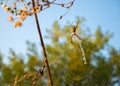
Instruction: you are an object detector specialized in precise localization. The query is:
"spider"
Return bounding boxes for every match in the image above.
[70,21,87,64]
[70,21,82,45]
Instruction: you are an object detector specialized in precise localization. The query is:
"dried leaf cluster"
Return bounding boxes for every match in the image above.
[1,0,75,28]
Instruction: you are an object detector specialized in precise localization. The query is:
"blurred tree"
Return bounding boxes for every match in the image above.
[0,18,120,86]
[45,18,120,86]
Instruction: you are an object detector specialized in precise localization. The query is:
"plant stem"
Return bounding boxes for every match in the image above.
[31,0,53,86]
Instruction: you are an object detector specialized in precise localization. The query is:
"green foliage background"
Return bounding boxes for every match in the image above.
[0,18,120,86]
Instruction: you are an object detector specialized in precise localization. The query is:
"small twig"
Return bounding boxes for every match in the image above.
[38,58,46,76]
[13,74,18,86]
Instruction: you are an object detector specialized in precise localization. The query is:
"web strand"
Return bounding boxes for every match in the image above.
[79,41,87,64]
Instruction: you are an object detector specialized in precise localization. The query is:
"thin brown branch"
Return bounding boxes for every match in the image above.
[31,0,53,86]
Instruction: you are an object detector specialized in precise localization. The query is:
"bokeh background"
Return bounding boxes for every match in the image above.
[0,0,120,86]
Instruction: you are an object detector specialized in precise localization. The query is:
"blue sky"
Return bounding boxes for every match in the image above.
[0,0,120,57]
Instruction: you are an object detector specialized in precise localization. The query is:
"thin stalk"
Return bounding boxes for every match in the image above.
[31,0,53,86]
